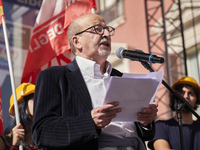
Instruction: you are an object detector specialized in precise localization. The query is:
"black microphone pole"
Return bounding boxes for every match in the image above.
[140,60,200,150]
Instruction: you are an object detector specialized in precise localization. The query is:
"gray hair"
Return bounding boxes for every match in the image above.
[67,21,82,54]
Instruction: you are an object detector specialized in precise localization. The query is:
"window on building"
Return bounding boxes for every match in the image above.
[96,0,124,27]
[187,45,200,84]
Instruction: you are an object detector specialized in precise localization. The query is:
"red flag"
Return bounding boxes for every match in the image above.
[0,86,3,136]
[21,0,92,84]
[89,0,97,10]
[0,0,5,25]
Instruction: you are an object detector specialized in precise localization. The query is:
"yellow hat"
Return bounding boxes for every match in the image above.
[172,76,200,94]
[9,83,35,116]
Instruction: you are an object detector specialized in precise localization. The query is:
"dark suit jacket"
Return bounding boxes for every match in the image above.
[32,59,155,150]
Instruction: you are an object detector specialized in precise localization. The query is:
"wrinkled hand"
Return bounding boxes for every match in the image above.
[137,103,158,126]
[12,123,25,146]
[91,102,121,129]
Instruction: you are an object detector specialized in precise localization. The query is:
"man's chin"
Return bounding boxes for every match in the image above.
[98,49,111,57]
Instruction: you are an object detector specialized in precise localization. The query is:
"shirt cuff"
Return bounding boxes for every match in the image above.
[141,123,153,130]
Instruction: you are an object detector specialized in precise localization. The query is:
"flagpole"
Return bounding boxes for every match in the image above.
[91,8,95,14]
[0,1,23,150]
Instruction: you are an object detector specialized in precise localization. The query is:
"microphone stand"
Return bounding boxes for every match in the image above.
[139,61,200,150]
[174,101,185,150]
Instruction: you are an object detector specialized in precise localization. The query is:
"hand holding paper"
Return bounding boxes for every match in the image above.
[91,102,122,129]
[137,103,158,126]
[104,70,163,122]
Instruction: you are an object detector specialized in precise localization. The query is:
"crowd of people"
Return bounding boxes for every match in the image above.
[0,13,200,150]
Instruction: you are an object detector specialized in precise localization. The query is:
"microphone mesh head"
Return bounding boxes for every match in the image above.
[116,47,125,58]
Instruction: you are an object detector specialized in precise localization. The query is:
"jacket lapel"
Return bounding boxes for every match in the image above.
[64,60,123,111]
[65,59,93,111]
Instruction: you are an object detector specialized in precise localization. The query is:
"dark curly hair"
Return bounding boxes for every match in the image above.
[170,84,200,111]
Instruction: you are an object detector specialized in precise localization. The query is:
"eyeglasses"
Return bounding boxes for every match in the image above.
[75,25,115,36]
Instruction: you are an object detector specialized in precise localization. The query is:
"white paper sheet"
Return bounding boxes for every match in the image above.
[104,70,164,122]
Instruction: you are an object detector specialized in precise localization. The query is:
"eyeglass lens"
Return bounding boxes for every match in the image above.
[94,26,114,36]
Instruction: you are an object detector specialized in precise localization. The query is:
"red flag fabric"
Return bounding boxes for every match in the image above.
[0,0,5,25]
[89,0,97,10]
[21,0,92,84]
[0,86,3,136]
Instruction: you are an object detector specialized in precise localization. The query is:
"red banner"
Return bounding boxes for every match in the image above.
[89,0,97,10]
[21,0,92,84]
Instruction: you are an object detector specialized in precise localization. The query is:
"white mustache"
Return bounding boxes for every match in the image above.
[99,38,110,44]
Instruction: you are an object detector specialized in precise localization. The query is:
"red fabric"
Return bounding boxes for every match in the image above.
[0,86,3,136]
[8,145,44,150]
[0,0,3,7]
[21,0,92,84]
[89,0,97,10]
[0,0,5,25]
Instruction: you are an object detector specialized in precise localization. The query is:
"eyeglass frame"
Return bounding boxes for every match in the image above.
[75,25,115,36]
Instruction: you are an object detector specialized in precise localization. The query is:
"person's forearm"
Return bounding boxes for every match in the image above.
[153,139,173,150]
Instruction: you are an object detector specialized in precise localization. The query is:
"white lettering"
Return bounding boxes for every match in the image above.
[54,23,64,35]
[38,34,49,45]
[29,46,33,53]
[47,28,56,41]
[31,23,64,52]
[33,38,41,50]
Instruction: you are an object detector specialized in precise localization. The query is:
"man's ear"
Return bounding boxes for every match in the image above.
[72,36,82,50]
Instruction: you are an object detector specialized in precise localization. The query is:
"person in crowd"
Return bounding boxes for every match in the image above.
[148,76,200,150]
[32,13,158,150]
[0,83,43,150]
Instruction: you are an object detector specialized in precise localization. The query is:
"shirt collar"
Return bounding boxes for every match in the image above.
[76,56,112,78]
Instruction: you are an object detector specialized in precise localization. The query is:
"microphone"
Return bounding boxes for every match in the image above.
[116,47,164,63]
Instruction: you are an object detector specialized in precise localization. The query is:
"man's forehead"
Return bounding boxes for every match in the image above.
[76,14,105,26]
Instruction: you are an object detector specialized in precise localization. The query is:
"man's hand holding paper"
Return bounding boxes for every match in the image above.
[137,103,158,126]
[104,70,163,122]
